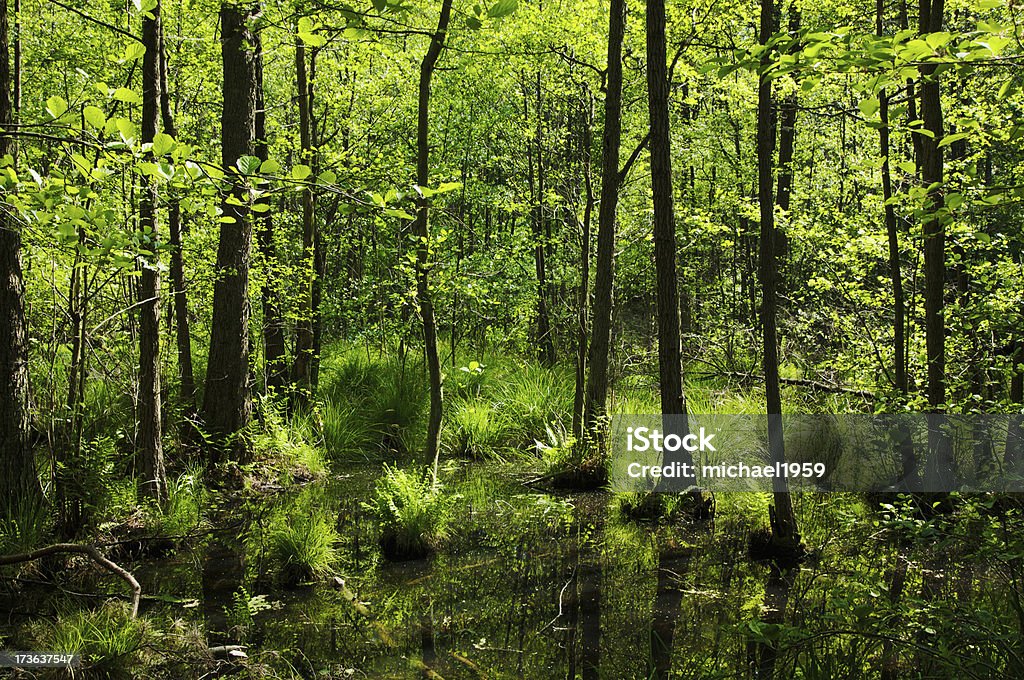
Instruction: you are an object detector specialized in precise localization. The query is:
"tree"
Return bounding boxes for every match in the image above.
[757,0,800,551]
[415,0,455,467]
[137,0,167,503]
[0,0,43,519]
[203,2,260,462]
[582,0,625,436]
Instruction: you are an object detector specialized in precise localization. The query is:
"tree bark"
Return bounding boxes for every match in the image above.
[0,0,43,519]
[415,0,454,467]
[572,92,594,439]
[918,0,954,490]
[583,0,625,435]
[757,0,800,549]
[137,0,167,504]
[646,0,693,477]
[203,3,259,463]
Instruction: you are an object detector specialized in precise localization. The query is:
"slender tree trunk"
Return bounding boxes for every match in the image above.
[254,40,287,394]
[647,0,693,479]
[203,3,259,463]
[878,0,916,489]
[583,0,625,435]
[532,71,555,367]
[292,37,317,400]
[758,0,800,549]
[0,0,43,519]
[158,25,196,411]
[918,0,954,490]
[572,92,594,439]
[415,0,454,467]
[137,0,167,504]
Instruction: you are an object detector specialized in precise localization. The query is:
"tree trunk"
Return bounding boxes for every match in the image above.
[137,0,167,504]
[158,25,196,412]
[415,0,454,467]
[254,39,287,394]
[757,0,800,549]
[531,71,555,367]
[292,37,317,400]
[583,0,625,435]
[646,0,693,477]
[918,0,954,490]
[203,3,259,463]
[0,0,43,519]
[572,92,594,439]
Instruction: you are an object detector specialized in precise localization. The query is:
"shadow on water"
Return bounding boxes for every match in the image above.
[746,564,796,679]
[649,539,692,680]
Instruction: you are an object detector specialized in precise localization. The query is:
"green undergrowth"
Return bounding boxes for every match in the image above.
[363,464,459,560]
[28,602,152,679]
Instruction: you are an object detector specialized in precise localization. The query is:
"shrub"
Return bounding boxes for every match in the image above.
[364,465,458,560]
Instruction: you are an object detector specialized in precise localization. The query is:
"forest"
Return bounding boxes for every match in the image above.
[1,0,1024,676]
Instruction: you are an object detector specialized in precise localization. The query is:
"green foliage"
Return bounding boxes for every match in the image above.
[266,512,339,586]
[29,603,150,679]
[364,465,458,560]
[251,396,327,483]
[143,465,206,537]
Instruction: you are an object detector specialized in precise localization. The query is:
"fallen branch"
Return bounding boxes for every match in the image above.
[705,371,875,399]
[0,543,142,617]
[331,576,396,648]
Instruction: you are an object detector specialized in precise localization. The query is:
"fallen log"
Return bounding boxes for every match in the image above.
[0,543,142,617]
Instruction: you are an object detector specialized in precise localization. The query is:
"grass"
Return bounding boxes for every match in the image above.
[30,602,150,679]
[144,465,205,537]
[251,395,328,484]
[363,465,459,560]
[266,512,339,586]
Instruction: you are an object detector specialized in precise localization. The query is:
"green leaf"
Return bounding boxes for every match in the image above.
[152,132,175,156]
[487,0,518,18]
[259,159,281,174]
[944,192,964,210]
[290,164,312,180]
[316,170,337,185]
[113,87,142,105]
[938,132,969,148]
[858,98,878,119]
[372,0,387,10]
[116,117,136,144]
[466,16,482,30]
[45,95,68,119]
[236,155,262,175]
[83,105,106,129]
[385,208,414,220]
[123,42,146,61]
[897,160,917,174]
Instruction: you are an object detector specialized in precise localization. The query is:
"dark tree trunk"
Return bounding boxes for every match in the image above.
[583,0,625,434]
[0,0,43,519]
[572,92,594,439]
[138,0,167,504]
[918,0,954,489]
[292,38,317,400]
[647,0,693,477]
[158,24,196,411]
[254,40,287,394]
[203,4,259,463]
[757,0,800,549]
[530,72,555,367]
[415,0,454,466]
[878,0,916,488]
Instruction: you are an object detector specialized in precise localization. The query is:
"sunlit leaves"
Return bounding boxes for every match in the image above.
[45,95,68,119]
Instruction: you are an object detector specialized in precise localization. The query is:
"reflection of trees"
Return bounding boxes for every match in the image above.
[649,540,692,679]
[746,565,796,678]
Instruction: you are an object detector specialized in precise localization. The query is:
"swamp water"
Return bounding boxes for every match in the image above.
[5,462,899,678]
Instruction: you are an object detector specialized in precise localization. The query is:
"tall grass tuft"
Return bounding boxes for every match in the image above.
[364,465,458,560]
[30,602,150,679]
[266,513,339,586]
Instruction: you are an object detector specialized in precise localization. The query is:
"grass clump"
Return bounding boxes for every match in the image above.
[30,602,150,679]
[266,512,340,586]
[251,396,327,484]
[364,465,458,561]
[535,425,607,489]
[144,465,205,538]
[448,398,510,458]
